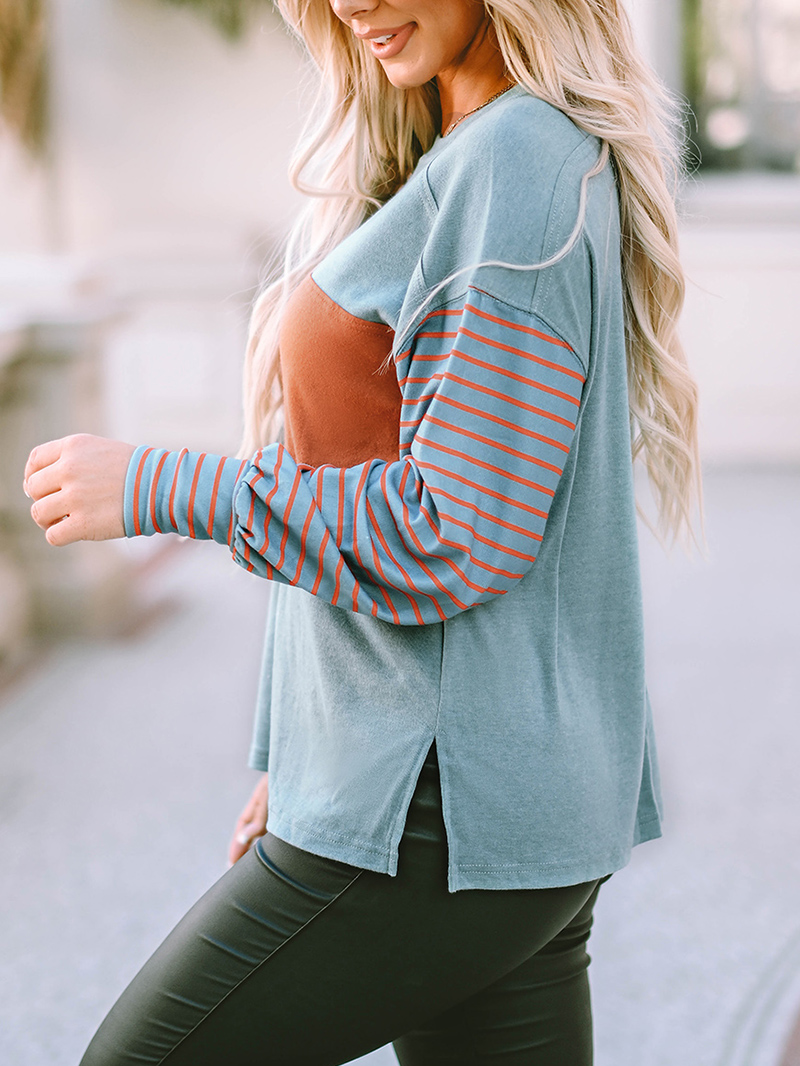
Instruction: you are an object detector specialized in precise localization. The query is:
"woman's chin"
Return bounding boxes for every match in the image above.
[378,62,432,91]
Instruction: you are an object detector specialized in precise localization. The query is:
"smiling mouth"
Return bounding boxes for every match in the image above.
[361,23,416,58]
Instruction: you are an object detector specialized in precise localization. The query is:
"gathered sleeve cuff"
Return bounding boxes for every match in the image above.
[123,448,248,547]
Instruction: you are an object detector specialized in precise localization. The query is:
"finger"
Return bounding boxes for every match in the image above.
[24,438,67,482]
[236,820,267,846]
[228,832,258,866]
[228,839,249,865]
[25,462,63,503]
[233,806,257,836]
[239,790,267,828]
[229,823,267,865]
[45,514,83,547]
[236,802,257,828]
[30,490,71,531]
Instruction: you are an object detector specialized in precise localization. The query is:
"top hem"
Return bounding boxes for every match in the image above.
[248,746,270,772]
[266,807,663,893]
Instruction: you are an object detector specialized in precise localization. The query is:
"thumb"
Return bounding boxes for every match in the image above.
[228,819,268,868]
[236,819,267,847]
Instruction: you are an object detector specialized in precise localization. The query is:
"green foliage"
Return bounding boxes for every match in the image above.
[0,0,48,155]
[157,0,273,40]
[681,0,704,110]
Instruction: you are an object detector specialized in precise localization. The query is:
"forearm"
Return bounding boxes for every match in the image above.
[123,441,482,624]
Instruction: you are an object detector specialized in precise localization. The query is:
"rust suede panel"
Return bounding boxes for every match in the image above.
[279,276,400,469]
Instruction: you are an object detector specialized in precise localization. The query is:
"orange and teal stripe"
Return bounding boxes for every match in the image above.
[123,286,584,626]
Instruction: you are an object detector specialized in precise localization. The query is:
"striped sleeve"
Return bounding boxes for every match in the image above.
[123,286,585,625]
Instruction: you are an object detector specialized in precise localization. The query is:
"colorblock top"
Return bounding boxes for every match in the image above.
[279,274,400,469]
[123,84,663,891]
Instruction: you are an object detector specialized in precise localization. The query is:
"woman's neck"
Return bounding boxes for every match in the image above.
[435,19,510,136]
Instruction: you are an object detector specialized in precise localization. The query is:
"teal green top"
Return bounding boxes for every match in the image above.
[124,85,663,891]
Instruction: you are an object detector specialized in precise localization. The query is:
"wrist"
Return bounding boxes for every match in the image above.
[124,446,248,544]
[124,445,156,537]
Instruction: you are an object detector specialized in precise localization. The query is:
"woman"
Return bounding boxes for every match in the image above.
[24,1,700,1063]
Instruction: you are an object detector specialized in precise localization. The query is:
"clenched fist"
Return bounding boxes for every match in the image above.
[24,433,136,547]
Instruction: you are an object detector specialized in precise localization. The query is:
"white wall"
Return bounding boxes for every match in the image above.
[0,139,54,252]
[0,0,307,257]
[625,0,683,92]
[679,176,800,465]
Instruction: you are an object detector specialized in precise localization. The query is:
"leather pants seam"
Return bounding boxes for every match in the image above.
[155,863,366,1065]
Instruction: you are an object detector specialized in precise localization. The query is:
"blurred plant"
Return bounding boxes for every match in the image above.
[0,0,47,155]
[156,0,273,39]
[682,0,800,171]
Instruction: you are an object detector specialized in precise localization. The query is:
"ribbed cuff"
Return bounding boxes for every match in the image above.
[123,445,248,545]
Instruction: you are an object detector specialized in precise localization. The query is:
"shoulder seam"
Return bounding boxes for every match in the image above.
[535,133,600,316]
[469,285,588,377]
[421,159,440,214]
[402,284,588,377]
[414,167,438,222]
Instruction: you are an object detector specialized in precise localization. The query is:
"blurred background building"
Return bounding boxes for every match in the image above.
[0,4,799,1066]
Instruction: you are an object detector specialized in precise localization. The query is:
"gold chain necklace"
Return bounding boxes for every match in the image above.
[442,82,515,137]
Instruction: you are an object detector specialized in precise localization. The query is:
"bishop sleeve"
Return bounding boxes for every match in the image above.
[124,286,585,625]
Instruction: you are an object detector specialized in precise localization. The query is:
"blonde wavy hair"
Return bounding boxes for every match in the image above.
[239,0,702,543]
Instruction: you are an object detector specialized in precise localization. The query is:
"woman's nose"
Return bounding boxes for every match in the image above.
[330,0,380,23]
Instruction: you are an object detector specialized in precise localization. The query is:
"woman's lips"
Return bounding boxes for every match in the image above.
[366,23,416,60]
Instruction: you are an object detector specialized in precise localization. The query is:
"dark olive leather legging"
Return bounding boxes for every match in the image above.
[80,745,610,1066]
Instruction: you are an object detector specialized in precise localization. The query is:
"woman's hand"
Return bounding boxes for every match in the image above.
[228,773,269,866]
[23,434,135,546]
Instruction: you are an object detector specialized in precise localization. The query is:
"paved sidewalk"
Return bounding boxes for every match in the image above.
[1,468,798,1066]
